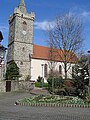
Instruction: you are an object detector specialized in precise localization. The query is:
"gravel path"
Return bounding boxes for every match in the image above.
[0,91,90,120]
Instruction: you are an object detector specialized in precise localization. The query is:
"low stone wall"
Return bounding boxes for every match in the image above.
[0,81,6,92]
[0,80,35,92]
[18,81,35,92]
[11,81,19,92]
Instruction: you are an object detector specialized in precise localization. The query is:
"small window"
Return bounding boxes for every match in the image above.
[59,65,62,74]
[23,21,27,25]
[21,14,23,18]
[20,61,23,65]
[22,21,27,31]
[22,47,25,51]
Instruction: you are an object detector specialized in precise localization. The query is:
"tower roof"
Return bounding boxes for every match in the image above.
[19,0,25,6]
[18,0,26,13]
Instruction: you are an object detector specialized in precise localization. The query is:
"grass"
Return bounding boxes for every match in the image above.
[35,82,48,88]
[17,95,90,106]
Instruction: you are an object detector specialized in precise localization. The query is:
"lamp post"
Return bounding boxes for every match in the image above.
[88,50,90,94]
[29,53,32,80]
[41,64,44,88]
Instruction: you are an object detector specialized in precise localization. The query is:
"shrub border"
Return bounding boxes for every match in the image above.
[15,102,90,108]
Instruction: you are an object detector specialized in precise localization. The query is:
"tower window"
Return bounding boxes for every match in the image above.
[22,21,27,31]
[22,47,25,51]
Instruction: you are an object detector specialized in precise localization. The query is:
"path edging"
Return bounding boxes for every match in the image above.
[15,102,90,108]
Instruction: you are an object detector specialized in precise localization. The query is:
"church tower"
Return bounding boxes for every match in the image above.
[7,0,35,80]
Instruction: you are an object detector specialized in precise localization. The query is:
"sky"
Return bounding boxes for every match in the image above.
[0,0,90,53]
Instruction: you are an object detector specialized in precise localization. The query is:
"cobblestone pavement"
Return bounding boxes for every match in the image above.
[0,91,90,120]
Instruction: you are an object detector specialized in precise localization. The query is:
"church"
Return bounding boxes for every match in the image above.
[7,0,77,82]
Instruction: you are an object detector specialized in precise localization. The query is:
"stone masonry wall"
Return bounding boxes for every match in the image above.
[0,80,35,93]
[7,4,35,80]
[0,81,6,92]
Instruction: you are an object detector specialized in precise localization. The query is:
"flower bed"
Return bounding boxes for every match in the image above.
[16,95,90,107]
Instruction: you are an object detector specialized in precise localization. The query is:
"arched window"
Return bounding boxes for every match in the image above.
[72,66,75,78]
[44,64,47,77]
[22,21,27,31]
[59,65,62,74]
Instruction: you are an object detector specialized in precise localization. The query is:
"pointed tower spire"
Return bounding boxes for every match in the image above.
[18,0,26,13]
[19,0,25,6]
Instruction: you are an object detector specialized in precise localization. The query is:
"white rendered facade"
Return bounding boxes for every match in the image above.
[31,58,75,82]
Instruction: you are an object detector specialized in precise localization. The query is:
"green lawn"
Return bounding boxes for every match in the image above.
[35,82,48,88]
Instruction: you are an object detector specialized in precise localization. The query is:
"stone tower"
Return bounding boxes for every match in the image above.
[7,0,35,80]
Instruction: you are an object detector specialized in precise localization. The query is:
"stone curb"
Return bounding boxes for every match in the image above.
[15,102,90,108]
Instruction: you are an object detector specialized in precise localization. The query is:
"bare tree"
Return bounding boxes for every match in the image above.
[47,14,83,80]
[48,45,57,77]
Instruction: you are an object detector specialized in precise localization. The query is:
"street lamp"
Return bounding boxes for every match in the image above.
[41,64,44,88]
[0,32,7,80]
[0,45,7,57]
[0,45,7,80]
[0,45,7,60]
[0,31,5,62]
[0,31,3,42]
[88,50,90,94]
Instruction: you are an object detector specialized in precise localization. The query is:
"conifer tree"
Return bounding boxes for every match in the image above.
[5,61,20,80]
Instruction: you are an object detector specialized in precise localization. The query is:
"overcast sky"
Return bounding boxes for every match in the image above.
[0,0,90,52]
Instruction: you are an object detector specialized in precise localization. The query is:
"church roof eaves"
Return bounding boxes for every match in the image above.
[32,44,78,63]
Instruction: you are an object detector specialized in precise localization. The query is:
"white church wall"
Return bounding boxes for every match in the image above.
[31,59,48,82]
[31,58,75,83]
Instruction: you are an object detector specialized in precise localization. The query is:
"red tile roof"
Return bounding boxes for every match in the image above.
[32,44,78,63]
